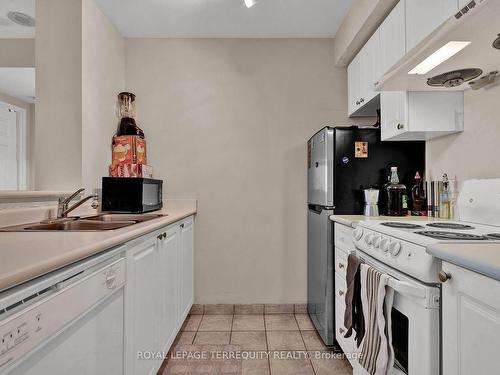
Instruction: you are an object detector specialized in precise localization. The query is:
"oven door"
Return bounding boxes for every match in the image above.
[353,251,440,375]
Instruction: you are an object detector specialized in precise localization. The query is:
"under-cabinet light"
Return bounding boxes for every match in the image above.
[408,41,472,75]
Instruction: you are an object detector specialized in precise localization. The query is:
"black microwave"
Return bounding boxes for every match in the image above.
[102,177,163,213]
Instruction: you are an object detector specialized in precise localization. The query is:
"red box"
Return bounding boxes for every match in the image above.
[111,136,147,165]
[109,163,153,178]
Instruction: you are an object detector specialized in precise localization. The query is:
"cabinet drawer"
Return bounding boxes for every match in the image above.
[335,248,348,279]
[334,223,354,253]
[335,297,356,357]
[335,272,347,301]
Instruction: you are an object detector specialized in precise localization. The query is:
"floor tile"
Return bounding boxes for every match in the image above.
[269,353,314,375]
[265,304,294,314]
[194,331,231,345]
[235,304,264,315]
[294,304,308,314]
[174,331,196,346]
[233,315,265,331]
[309,351,352,375]
[198,314,233,331]
[189,304,204,315]
[181,314,203,331]
[295,314,315,330]
[301,331,328,351]
[266,331,306,351]
[265,314,299,331]
[231,331,267,350]
[204,304,234,315]
[242,358,270,375]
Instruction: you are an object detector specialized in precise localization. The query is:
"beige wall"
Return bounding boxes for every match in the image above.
[426,83,500,183]
[35,0,124,191]
[82,0,125,191]
[125,38,372,304]
[0,39,35,68]
[35,0,82,190]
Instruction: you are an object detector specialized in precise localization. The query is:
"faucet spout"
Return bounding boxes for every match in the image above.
[60,194,99,218]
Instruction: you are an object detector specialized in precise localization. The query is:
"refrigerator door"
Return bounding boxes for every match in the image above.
[308,128,334,207]
[307,205,335,346]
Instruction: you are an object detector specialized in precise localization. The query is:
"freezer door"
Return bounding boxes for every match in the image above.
[307,205,335,346]
[307,128,334,206]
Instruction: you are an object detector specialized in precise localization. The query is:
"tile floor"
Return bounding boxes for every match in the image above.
[158,312,352,375]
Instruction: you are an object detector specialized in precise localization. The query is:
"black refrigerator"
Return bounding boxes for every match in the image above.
[307,126,425,348]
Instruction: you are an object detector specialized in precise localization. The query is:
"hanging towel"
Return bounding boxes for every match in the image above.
[358,264,395,375]
[343,253,365,346]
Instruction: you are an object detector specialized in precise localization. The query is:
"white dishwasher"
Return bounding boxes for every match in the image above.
[0,250,126,375]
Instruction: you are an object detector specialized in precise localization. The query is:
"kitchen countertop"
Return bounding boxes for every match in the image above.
[0,201,196,292]
[427,243,500,282]
[330,214,439,228]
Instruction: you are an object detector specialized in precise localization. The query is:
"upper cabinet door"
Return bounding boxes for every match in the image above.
[347,53,361,116]
[405,0,459,52]
[362,29,381,103]
[379,0,406,77]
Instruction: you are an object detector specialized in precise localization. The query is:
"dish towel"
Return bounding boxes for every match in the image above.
[358,264,395,375]
[343,253,365,346]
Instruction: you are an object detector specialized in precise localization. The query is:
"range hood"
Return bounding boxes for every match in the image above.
[376,0,500,91]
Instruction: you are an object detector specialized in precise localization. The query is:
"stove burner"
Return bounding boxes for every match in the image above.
[381,222,424,229]
[486,233,500,240]
[426,222,475,230]
[416,231,489,241]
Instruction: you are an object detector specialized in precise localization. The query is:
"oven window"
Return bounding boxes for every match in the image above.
[392,308,409,374]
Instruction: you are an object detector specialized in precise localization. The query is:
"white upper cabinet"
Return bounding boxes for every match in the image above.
[381,91,464,141]
[348,29,381,117]
[379,0,406,76]
[405,0,459,53]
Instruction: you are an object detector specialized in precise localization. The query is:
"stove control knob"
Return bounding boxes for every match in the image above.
[365,233,374,245]
[390,242,402,257]
[373,235,382,249]
[353,228,364,241]
[380,238,390,253]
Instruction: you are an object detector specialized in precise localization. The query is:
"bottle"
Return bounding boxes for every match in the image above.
[116,92,145,138]
[440,174,451,219]
[386,166,408,216]
[411,172,427,216]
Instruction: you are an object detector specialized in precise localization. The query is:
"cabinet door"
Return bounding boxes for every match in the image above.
[380,91,407,140]
[126,235,161,375]
[159,225,180,351]
[361,29,381,105]
[347,53,361,116]
[405,0,459,52]
[379,0,406,76]
[442,263,500,375]
[179,217,194,319]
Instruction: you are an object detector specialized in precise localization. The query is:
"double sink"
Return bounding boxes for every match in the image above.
[0,213,165,232]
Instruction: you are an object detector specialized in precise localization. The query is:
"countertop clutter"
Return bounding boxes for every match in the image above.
[0,199,196,291]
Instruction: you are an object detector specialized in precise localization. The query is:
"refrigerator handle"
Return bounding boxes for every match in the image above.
[308,204,335,214]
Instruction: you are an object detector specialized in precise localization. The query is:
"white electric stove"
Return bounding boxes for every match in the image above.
[349,179,500,375]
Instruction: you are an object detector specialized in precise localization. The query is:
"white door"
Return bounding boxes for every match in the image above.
[126,236,161,375]
[442,262,500,375]
[0,106,19,190]
[381,91,407,140]
[379,0,406,76]
[405,0,459,52]
[347,53,361,116]
[159,225,180,351]
[179,218,194,319]
[362,29,381,103]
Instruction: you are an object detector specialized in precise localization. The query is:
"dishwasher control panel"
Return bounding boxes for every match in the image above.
[0,258,125,371]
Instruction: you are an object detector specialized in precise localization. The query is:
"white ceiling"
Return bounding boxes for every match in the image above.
[0,68,35,103]
[0,0,35,38]
[94,0,353,38]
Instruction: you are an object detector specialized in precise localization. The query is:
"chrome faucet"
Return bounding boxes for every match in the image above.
[57,188,99,218]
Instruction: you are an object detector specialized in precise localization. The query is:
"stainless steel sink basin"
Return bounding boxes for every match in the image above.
[21,220,135,231]
[0,212,165,232]
[83,213,165,223]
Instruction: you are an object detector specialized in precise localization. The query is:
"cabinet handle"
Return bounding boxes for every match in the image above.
[163,232,167,239]
[356,101,360,105]
[157,234,163,240]
[397,123,404,130]
[339,328,345,334]
[438,271,451,283]
[373,81,379,87]
[338,263,345,269]
[360,98,365,103]
[180,224,184,229]
[338,290,345,297]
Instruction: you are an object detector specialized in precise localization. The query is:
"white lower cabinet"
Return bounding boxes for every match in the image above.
[125,216,195,375]
[381,91,464,141]
[441,262,500,375]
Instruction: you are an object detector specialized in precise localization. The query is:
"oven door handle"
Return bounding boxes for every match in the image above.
[388,278,427,299]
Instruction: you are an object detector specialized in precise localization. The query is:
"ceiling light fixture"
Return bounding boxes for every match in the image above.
[244,0,258,8]
[408,41,472,75]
